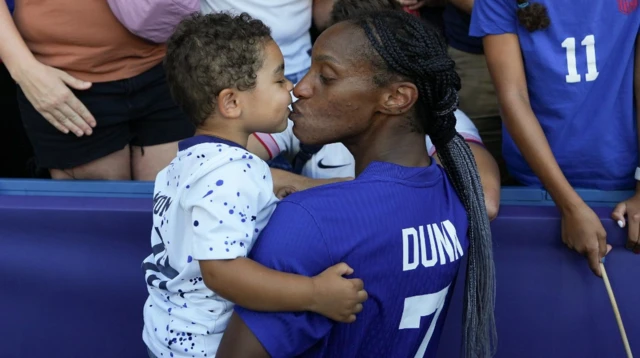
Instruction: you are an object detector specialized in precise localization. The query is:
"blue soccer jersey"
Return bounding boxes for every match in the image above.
[470,0,640,190]
[235,160,469,358]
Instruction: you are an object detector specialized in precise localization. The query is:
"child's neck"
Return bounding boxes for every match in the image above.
[195,126,250,149]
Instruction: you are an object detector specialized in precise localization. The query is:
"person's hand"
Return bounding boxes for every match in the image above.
[309,263,368,323]
[561,202,612,277]
[275,185,297,199]
[14,60,95,136]
[611,192,640,254]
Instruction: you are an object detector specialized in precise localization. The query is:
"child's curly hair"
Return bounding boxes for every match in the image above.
[164,13,271,126]
[516,0,551,32]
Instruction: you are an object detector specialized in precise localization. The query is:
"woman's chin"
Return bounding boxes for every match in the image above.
[292,124,320,145]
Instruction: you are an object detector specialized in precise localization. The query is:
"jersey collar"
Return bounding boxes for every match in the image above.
[178,135,245,152]
[358,159,441,185]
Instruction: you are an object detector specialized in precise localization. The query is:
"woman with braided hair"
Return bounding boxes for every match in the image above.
[216,10,497,358]
[471,0,640,275]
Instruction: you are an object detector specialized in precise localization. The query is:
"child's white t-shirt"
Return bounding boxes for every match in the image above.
[142,135,278,358]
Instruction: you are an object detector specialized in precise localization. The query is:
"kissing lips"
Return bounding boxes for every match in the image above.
[290,103,303,121]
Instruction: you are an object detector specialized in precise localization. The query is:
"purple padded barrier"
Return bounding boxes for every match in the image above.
[437,206,639,358]
[0,196,153,358]
[0,195,638,358]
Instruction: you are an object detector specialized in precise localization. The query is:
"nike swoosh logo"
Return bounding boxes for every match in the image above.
[317,159,349,169]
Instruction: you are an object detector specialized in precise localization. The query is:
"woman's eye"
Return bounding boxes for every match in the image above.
[319,74,334,84]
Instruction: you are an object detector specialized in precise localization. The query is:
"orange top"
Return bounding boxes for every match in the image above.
[13,0,166,83]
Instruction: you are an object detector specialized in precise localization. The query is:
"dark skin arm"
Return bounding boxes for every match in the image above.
[434,142,500,220]
[469,142,501,220]
[611,33,640,253]
[270,167,352,199]
[483,34,610,276]
[217,312,269,358]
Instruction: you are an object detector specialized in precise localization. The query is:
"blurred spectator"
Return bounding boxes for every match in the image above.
[1,0,34,178]
[0,0,194,181]
[471,0,640,273]
[0,63,34,178]
[201,0,321,84]
[443,0,504,181]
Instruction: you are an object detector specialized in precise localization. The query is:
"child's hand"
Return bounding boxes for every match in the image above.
[309,263,368,323]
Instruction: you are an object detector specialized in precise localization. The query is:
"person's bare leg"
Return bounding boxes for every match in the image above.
[50,145,132,180]
[131,142,178,181]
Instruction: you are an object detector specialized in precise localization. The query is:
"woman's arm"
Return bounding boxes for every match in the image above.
[0,1,34,72]
[0,2,94,136]
[484,33,608,275]
[483,34,581,209]
[217,313,269,358]
[434,142,500,220]
[469,142,500,220]
[270,168,352,199]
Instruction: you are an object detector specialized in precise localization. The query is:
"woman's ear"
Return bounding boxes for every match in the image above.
[217,88,242,119]
[377,82,419,115]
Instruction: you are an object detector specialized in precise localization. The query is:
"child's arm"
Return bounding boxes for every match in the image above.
[183,157,365,322]
[199,258,366,323]
[270,168,352,199]
[217,199,370,358]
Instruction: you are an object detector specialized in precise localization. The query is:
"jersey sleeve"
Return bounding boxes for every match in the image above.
[180,157,270,261]
[253,120,301,159]
[234,200,335,356]
[469,0,518,37]
[426,110,483,155]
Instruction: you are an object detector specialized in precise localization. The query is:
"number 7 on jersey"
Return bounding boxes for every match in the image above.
[399,284,450,358]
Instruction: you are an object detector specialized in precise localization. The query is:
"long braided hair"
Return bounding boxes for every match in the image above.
[351,11,497,358]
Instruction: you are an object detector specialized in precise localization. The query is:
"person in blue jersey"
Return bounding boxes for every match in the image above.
[470,0,640,273]
[216,10,497,358]
[248,0,501,220]
[142,13,368,358]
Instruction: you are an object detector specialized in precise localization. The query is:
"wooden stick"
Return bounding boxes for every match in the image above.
[600,262,633,358]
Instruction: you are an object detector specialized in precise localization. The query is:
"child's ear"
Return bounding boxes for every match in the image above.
[376,82,419,116]
[217,89,242,119]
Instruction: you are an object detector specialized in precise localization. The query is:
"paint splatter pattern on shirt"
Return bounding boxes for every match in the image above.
[142,140,278,358]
